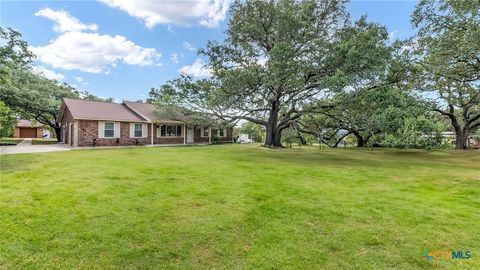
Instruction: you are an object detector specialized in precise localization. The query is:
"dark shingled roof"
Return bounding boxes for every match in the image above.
[63,98,148,122]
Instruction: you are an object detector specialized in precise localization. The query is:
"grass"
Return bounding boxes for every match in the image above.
[0,145,479,269]
[31,138,58,145]
[0,138,23,146]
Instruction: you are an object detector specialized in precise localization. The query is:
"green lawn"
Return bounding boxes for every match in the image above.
[0,145,478,269]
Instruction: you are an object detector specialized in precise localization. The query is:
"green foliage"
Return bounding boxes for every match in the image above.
[152,0,393,146]
[0,138,22,145]
[211,135,220,144]
[381,116,443,149]
[298,87,433,148]
[411,0,480,148]
[0,68,78,129]
[0,26,109,140]
[0,100,16,137]
[0,27,34,86]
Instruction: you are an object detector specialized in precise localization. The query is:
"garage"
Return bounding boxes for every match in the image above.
[14,119,43,139]
[19,127,38,138]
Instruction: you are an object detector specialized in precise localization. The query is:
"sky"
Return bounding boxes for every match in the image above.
[0,0,419,102]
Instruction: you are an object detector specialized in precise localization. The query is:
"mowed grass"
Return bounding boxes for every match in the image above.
[0,145,479,269]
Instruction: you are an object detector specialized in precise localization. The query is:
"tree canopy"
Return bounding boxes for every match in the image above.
[152,0,395,147]
[411,0,480,149]
[0,26,112,141]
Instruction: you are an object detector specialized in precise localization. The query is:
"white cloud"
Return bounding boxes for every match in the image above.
[179,59,211,77]
[35,8,98,33]
[31,66,65,81]
[31,31,161,73]
[170,53,179,64]
[100,0,230,28]
[183,42,196,51]
[389,31,398,41]
[74,76,84,83]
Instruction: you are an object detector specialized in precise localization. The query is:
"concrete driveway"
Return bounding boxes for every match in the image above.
[0,139,71,155]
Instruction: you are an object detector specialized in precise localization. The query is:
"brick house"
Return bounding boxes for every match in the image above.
[13,119,50,138]
[56,98,233,147]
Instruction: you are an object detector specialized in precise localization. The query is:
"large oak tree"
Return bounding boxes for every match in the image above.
[0,27,111,141]
[153,0,393,147]
[412,0,480,149]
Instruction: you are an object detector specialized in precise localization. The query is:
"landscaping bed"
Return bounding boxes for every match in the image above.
[31,138,58,145]
[0,138,23,146]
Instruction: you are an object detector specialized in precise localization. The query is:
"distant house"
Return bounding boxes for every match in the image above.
[56,98,233,147]
[13,120,51,138]
[238,134,253,143]
[441,131,480,148]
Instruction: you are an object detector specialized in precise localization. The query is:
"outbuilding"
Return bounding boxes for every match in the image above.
[13,120,46,138]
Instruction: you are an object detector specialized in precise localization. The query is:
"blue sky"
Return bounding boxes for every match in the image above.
[1,0,418,102]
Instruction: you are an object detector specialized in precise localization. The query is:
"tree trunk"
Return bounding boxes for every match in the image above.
[54,126,62,142]
[352,130,365,147]
[264,99,283,147]
[455,128,469,150]
[264,127,283,147]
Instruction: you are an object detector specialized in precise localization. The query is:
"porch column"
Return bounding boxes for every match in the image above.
[184,124,186,144]
[209,126,211,144]
[73,122,78,147]
[150,123,154,145]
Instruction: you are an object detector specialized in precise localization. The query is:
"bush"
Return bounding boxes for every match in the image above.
[31,139,57,145]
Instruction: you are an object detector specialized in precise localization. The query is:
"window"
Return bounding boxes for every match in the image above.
[218,128,225,137]
[202,126,209,137]
[160,125,182,137]
[134,123,143,138]
[104,122,114,138]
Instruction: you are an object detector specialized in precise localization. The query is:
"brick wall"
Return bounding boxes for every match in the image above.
[78,121,152,147]
[13,128,20,138]
[193,127,233,143]
[152,124,184,144]
[59,107,74,144]
[194,127,210,143]
[36,127,43,138]
[212,128,233,143]
[75,121,233,147]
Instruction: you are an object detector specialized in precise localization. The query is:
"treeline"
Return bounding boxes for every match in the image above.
[149,0,479,149]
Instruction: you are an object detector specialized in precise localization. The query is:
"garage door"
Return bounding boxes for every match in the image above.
[19,128,37,138]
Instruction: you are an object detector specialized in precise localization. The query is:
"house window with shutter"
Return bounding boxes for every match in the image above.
[217,128,225,137]
[104,122,114,138]
[202,126,209,137]
[134,123,143,138]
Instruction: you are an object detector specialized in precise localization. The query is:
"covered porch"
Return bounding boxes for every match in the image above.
[151,121,212,145]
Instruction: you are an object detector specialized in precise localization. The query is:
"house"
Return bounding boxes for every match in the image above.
[13,119,51,138]
[441,131,480,148]
[56,98,233,147]
[238,134,253,143]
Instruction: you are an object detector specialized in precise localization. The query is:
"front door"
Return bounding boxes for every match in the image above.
[187,126,194,143]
